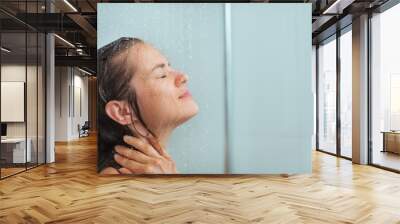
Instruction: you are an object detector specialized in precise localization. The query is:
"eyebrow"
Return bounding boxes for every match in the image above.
[151,62,171,72]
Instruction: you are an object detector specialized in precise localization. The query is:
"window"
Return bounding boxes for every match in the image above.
[317,36,337,154]
[371,2,400,171]
[339,28,352,158]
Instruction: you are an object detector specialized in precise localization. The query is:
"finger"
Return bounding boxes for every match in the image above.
[161,150,173,160]
[100,167,120,175]
[149,139,172,160]
[123,135,161,158]
[148,137,168,157]
[115,145,150,163]
[114,153,148,174]
[118,167,133,174]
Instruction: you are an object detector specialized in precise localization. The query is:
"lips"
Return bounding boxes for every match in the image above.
[179,90,192,99]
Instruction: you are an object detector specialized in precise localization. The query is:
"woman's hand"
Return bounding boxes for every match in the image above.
[113,135,177,174]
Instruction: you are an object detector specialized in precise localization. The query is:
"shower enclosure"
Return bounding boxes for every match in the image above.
[98,3,312,174]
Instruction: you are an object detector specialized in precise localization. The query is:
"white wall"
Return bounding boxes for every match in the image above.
[72,73,89,138]
[54,67,89,141]
[55,66,69,141]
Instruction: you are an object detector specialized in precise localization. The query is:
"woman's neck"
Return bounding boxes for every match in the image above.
[152,125,174,150]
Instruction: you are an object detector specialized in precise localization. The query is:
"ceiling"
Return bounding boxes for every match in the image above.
[1,0,97,73]
[0,0,394,74]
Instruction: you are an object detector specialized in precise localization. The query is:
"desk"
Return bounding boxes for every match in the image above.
[382,131,400,154]
[1,138,31,163]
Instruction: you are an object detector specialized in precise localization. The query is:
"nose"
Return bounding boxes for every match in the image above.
[174,72,188,87]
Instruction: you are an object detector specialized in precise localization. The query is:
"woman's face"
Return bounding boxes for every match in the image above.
[127,43,199,132]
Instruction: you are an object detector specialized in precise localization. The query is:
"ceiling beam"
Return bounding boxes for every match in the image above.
[55,55,96,73]
[322,0,355,14]
[67,13,97,46]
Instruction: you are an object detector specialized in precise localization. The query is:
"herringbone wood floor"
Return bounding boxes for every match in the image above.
[1,134,400,224]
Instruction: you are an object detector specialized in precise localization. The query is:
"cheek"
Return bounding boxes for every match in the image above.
[141,81,175,104]
[136,81,178,119]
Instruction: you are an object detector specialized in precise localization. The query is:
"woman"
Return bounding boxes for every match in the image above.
[98,37,199,174]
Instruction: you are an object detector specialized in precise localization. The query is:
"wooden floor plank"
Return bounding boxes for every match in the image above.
[1,134,400,223]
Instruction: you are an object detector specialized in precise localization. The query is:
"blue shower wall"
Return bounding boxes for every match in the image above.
[98,4,226,173]
[98,3,313,174]
[229,4,312,173]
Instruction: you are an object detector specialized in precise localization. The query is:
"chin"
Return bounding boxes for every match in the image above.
[178,100,199,125]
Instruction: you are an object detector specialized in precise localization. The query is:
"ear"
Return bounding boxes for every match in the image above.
[105,100,136,125]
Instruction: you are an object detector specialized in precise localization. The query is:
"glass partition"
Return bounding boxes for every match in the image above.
[37,32,45,165]
[1,31,28,177]
[0,1,46,179]
[27,30,38,169]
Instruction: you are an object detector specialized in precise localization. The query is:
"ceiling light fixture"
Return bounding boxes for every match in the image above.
[76,48,85,55]
[322,0,353,15]
[78,67,92,76]
[63,0,78,12]
[54,34,75,48]
[1,47,11,53]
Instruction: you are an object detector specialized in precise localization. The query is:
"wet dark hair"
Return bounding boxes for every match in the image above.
[97,37,145,172]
